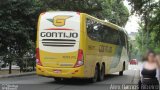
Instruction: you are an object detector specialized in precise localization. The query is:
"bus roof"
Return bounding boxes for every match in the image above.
[41,11,127,35]
[82,13,127,35]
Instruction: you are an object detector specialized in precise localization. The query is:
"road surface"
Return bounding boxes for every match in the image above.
[0,65,140,90]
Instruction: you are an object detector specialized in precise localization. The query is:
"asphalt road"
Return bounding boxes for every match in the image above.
[0,65,140,90]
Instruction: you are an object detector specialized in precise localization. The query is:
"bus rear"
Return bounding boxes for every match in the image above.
[36,11,85,78]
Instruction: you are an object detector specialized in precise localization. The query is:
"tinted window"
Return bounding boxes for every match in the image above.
[86,18,125,46]
[102,26,119,45]
[86,19,102,42]
[119,31,126,46]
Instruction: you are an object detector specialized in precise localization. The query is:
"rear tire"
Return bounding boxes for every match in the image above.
[119,71,123,76]
[90,66,98,83]
[99,64,105,81]
[119,63,125,76]
[54,78,62,82]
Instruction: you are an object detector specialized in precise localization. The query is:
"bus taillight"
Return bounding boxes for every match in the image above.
[36,48,42,66]
[74,49,84,67]
[76,12,80,15]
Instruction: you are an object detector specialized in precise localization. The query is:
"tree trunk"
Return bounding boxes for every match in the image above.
[9,61,12,74]
[32,64,35,71]
[19,67,21,73]
[20,66,22,73]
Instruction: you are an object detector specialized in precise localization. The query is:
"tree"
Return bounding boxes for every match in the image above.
[40,0,129,27]
[127,0,160,60]
[0,0,42,73]
[129,0,160,53]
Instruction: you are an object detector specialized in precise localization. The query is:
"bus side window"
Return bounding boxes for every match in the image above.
[94,23,103,42]
[119,31,126,47]
[125,35,129,50]
[86,19,96,40]
[113,30,119,45]
[86,18,120,46]
[87,19,101,42]
[102,26,119,45]
[118,31,122,46]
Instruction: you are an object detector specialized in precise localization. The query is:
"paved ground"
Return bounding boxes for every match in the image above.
[0,65,140,90]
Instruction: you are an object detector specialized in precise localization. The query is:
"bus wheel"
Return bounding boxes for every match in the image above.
[99,64,105,81]
[119,63,125,76]
[54,78,62,82]
[119,71,123,76]
[90,66,98,83]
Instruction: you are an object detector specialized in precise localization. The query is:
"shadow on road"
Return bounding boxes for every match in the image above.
[46,74,122,85]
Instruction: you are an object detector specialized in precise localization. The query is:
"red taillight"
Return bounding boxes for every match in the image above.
[76,12,80,15]
[40,12,46,15]
[36,48,42,66]
[74,49,84,67]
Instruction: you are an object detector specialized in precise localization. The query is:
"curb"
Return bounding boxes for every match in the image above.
[0,72,36,78]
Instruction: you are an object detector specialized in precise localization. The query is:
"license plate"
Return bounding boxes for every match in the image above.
[54,70,61,73]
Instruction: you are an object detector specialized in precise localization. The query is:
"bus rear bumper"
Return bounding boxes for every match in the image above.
[36,65,85,78]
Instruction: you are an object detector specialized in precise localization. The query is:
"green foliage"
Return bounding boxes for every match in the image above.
[102,0,129,26]
[129,0,160,54]
[41,0,104,12]
[41,0,129,26]
[0,0,41,55]
[0,0,42,72]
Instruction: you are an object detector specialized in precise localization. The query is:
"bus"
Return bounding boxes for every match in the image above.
[36,11,129,82]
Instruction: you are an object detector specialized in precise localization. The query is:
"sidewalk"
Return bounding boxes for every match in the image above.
[0,71,36,78]
[1,65,20,70]
[129,63,141,84]
[0,65,36,78]
[132,70,140,84]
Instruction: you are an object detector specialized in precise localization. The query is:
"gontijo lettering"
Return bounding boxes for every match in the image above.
[40,32,78,38]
